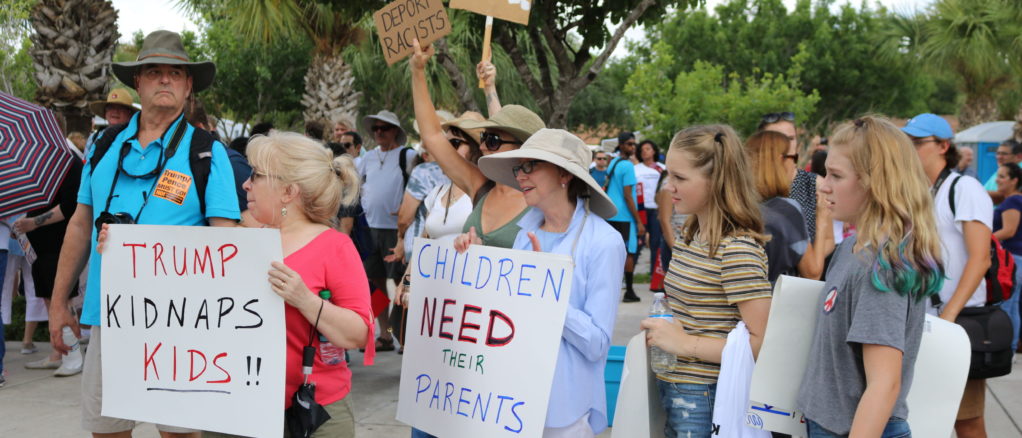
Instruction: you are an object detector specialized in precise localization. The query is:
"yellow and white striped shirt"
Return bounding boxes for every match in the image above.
[658,234,771,384]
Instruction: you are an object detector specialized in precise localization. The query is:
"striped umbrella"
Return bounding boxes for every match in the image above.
[0,92,76,218]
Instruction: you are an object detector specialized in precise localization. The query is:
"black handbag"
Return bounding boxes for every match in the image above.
[955,305,1014,379]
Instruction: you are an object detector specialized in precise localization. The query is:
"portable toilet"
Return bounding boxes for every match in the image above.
[955,121,1015,183]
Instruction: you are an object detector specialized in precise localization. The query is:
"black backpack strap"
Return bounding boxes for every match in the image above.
[603,157,623,191]
[397,146,413,187]
[88,123,129,174]
[188,127,215,219]
[947,175,963,216]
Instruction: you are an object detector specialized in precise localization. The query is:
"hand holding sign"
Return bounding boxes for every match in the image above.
[410,38,435,71]
[453,226,483,253]
[268,261,316,308]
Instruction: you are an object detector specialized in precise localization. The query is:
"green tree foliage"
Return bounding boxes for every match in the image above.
[630,0,941,132]
[911,0,1021,128]
[568,58,634,130]
[625,41,819,144]
[0,0,36,99]
[203,18,312,132]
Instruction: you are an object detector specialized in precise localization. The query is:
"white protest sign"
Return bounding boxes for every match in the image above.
[101,225,285,437]
[905,315,970,437]
[748,275,972,438]
[397,237,573,438]
[612,333,666,438]
[747,275,824,436]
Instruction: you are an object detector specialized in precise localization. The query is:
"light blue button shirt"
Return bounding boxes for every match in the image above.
[512,199,626,433]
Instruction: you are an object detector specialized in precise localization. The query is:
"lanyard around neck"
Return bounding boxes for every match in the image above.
[102,116,189,219]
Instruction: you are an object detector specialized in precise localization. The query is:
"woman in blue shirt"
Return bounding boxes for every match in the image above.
[992,163,1022,351]
[454,128,626,437]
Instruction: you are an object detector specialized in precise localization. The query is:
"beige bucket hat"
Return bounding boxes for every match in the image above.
[477,128,617,219]
[457,105,545,143]
[88,88,138,116]
[363,110,407,146]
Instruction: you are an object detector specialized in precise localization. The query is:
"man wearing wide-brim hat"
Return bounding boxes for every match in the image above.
[47,30,239,438]
[88,87,138,125]
[358,109,418,351]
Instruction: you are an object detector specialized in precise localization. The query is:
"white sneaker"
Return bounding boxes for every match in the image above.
[20,344,38,354]
[54,350,83,377]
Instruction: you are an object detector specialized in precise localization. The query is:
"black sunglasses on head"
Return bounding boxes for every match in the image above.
[480,132,523,151]
[761,112,796,125]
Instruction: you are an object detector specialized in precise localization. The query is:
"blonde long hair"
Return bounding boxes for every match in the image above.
[671,124,766,257]
[246,132,360,226]
[830,116,944,298]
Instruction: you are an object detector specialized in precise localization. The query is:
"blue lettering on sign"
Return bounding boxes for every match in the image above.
[474,256,492,290]
[516,264,536,297]
[747,413,764,428]
[750,404,791,416]
[434,247,450,280]
[496,258,513,295]
[542,267,566,302]
[411,374,527,432]
[417,243,433,278]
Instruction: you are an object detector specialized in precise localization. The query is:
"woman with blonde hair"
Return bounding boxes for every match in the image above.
[745,130,832,282]
[228,131,374,437]
[641,125,773,437]
[797,116,944,437]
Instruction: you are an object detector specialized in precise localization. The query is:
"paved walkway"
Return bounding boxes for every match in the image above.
[2,282,1021,437]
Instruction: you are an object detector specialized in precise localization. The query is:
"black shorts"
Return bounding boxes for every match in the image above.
[607,220,637,256]
[363,228,406,281]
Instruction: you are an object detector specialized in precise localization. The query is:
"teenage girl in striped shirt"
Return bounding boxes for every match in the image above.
[642,125,773,437]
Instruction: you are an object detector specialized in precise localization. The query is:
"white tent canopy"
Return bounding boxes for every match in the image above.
[954,121,1014,144]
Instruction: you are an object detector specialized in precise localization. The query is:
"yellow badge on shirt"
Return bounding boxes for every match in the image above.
[153,170,192,205]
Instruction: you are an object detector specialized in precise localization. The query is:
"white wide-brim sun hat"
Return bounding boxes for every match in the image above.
[478,128,617,219]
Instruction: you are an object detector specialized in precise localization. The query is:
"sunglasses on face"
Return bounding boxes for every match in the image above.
[782,153,799,162]
[761,112,796,125]
[481,132,523,151]
[371,124,395,133]
[249,168,275,181]
[511,160,543,177]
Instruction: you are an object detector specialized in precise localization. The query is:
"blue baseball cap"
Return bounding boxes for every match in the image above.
[901,113,953,140]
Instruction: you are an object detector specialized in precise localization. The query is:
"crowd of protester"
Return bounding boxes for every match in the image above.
[1,30,1019,438]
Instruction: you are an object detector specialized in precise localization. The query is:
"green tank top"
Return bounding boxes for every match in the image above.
[462,192,531,249]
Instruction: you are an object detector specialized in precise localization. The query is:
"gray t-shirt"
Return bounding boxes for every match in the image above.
[797,235,925,435]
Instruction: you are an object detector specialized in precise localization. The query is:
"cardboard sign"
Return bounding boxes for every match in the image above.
[101,225,286,438]
[612,333,667,438]
[396,238,573,438]
[451,0,531,25]
[373,0,452,66]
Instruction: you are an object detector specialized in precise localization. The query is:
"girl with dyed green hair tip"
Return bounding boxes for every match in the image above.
[796,115,944,437]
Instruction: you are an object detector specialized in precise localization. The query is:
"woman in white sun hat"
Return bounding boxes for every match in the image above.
[454,128,627,437]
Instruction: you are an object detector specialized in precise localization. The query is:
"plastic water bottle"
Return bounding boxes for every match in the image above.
[649,293,675,374]
[317,290,345,365]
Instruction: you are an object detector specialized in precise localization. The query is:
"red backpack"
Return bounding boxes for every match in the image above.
[948,176,1016,304]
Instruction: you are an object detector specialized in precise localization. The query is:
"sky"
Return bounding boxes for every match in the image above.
[111,0,936,54]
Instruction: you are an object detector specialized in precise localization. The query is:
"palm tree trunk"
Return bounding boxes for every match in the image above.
[301,53,361,130]
[958,94,999,130]
[30,0,119,135]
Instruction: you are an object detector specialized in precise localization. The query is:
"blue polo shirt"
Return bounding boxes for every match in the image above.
[77,113,240,325]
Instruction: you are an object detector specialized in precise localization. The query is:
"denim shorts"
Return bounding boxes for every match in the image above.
[657,380,717,438]
[806,417,910,438]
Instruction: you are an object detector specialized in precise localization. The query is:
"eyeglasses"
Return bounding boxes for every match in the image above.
[249,168,273,181]
[782,153,799,162]
[595,156,609,161]
[511,160,543,177]
[338,142,353,149]
[371,124,395,133]
[911,138,939,147]
[449,138,467,148]
[761,112,795,125]
[481,132,523,151]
